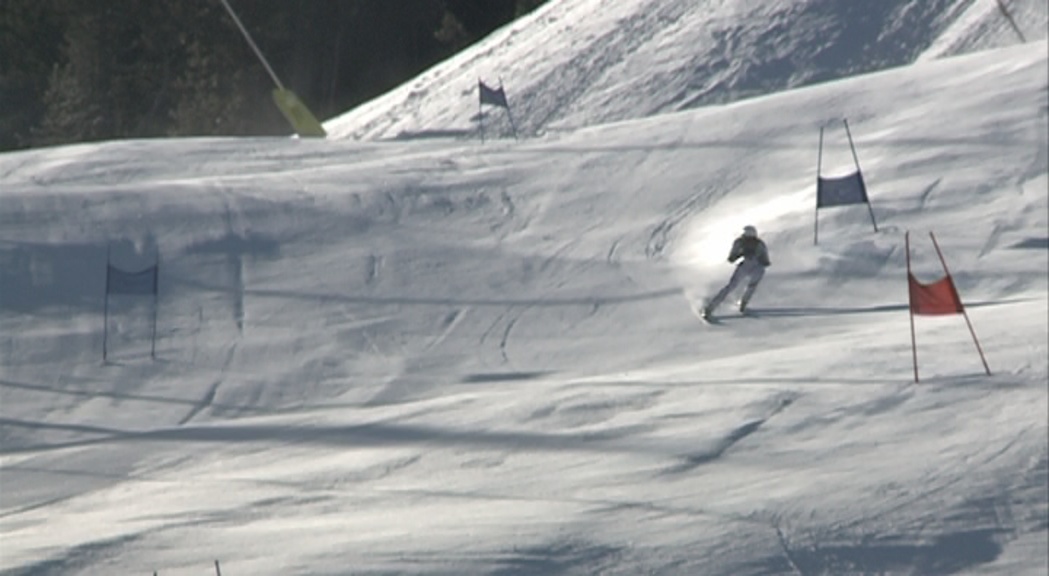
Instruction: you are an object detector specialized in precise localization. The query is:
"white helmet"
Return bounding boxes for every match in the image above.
[742,225,757,238]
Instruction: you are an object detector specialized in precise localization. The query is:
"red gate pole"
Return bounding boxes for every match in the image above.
[929,232,991,376]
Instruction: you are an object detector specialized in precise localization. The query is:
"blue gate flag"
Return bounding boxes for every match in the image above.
[107,265,158,296]
[817,172,869,208]
[479,80,509,108]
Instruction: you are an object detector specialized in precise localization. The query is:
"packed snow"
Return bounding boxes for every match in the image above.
[1,1,1047,574]
[324,0,1047,141]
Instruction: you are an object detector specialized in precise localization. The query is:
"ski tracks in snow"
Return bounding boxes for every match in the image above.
[479,308,520,366]
[646,175,741,260]
[665,392,797,474]
[178,343,237,425]
[423,308,469,354]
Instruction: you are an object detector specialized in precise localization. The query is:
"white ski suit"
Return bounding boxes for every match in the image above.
[706,234,770,313]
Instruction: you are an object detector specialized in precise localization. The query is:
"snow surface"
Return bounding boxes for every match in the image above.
[1,2,1048,575]
[323,0,1048,141]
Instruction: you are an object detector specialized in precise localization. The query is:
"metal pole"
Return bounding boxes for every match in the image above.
[103,246,111,363]
[815,126,823,245]
[842,118,861,171]
[843,118,878,233]
[817,126,824,176]
[861,173,879,232]
[478,80,485,144]
[218,0,285,90]
[906,232,919,382]
[500,78,519,140]
[504,107,520,140]
[929,232,991,376]
[150,257,159,360]
[995,0,1027,43]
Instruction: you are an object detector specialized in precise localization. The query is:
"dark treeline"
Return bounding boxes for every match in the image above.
[0,0,546,151]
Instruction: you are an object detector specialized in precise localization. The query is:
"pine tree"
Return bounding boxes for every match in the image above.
[10,0,550,150]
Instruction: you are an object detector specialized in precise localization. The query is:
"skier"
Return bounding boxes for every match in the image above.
[702,225,770,319]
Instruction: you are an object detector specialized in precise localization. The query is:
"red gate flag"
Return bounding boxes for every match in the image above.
[905,231,990,382]
[908,273,963,315]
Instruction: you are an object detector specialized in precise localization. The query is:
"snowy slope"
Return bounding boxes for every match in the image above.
[1,11,1048,576]
[922,0,1049,60]
[323,0,1047,141]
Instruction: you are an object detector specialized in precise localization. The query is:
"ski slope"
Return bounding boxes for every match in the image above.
[2,4,1048,576]
[323,0,1047,141]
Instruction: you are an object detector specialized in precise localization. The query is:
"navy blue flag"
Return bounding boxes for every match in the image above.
[107,265,158,296]
[479,80,509,108]
[817,172,869,208]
